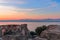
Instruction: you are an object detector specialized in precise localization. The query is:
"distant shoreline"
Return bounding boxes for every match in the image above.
[0,19,60,22]
[0,21,60,22]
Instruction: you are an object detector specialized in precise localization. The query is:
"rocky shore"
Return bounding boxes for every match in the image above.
[0,24,60,40]
[1,24,30,40]
[33,25,60,40]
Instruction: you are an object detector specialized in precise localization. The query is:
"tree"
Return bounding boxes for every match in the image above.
[35,25,47,36]
[35,27,42,36]
[42,25,47,31]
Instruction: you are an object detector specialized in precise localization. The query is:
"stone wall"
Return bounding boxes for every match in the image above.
[0,24,30,40]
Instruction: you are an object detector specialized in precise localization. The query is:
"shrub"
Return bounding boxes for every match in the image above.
[35,25,47,36]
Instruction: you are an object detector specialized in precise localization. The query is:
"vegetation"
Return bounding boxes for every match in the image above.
[30,31,37,38]
[30,25,47,38]
[35,25,47,36]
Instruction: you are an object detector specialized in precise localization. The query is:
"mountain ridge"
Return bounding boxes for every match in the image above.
[0,19,60,22]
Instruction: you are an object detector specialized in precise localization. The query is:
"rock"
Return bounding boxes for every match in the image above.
[33,36,47,40]
[1,24,30,40]
[0,38,2,40]
[40,25,60,40]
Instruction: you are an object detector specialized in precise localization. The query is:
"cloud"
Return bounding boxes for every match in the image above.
[0,0,26,4]
[0,5,60,20]
[37,0,58,8]
[0,5,30,19]
[0,0,60,19]
[0,5,35,16]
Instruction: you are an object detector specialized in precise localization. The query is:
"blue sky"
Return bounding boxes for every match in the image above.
[0,0,60,20]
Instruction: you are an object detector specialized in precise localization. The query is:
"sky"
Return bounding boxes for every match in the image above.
[0,0,60,20]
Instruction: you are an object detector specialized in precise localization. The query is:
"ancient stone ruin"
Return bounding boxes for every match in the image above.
[0,24,30,40]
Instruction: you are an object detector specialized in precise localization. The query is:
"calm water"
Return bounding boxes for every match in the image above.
[0,22,60,31]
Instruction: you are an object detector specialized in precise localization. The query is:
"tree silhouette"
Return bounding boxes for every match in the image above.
[35,25,47,36]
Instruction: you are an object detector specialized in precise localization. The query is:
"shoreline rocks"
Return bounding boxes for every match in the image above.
[0,24,60,40]
[40,25,60,40]
[1,24,30,40]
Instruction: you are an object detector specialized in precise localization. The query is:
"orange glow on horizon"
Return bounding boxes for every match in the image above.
[0,14,60,20]
[0,5,60,20]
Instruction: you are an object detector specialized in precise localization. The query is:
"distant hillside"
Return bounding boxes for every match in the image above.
[0,19,60,22]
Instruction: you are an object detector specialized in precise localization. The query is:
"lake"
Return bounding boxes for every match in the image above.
[0,22,60,31]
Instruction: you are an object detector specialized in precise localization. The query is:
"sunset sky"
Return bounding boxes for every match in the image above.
[0,0,60,20]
